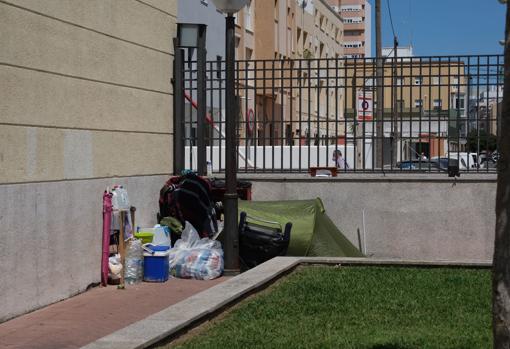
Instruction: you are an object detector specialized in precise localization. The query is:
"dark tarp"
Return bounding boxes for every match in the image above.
[238,198,363,257]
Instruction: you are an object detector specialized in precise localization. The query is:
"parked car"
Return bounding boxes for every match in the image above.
[397,159,442,171]
[429,157,457,172]
[479,152,498,170]
[491,151,501,162]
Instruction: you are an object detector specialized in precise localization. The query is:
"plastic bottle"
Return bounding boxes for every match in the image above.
[207,161,213,177]
[111,185,130,210]
[125,239,143,284]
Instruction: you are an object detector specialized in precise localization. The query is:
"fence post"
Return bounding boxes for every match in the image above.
[196,25,207,176]
[173,39,185,175]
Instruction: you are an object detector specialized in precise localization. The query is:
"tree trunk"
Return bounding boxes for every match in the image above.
[493,2,510,348]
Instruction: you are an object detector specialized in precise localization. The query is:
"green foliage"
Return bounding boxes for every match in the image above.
[303,48,314,59]
[172,266,491,349]
[467,129,497,153]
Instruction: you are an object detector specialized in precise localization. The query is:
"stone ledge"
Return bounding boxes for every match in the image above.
[210,173,498,183]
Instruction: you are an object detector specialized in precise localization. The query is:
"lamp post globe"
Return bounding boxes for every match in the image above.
[210,0,249,14]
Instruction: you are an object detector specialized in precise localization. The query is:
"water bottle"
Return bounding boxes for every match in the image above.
[207,161,213,177]
[125,239,143,284]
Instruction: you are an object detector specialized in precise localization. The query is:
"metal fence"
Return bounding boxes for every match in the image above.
[173,54,503,175]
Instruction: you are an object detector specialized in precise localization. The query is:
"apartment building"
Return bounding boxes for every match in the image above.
[232,0,345,145]
[329,0,371,58]
[345,58,468,159]
[469,85,503,136]
[177,1,345,150]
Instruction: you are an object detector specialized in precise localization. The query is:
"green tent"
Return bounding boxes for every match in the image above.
[238,198,363,257]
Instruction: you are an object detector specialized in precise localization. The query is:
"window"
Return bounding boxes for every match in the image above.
[345,30,363,36]
[432,76,440,85]
[415,99,423,108]
[414,76,423,85]
[453,77,459,85]
[344,41,363,48]
[288,27,293,52]
[456,97,465,109]
[433,99,442,110]
[454,94,465,109]
[344,17,363,24]
[396,77,404,86]
[244,0,253,31]
[341,5,362,11]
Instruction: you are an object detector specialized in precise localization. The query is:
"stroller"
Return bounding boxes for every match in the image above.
[238,211,292,270]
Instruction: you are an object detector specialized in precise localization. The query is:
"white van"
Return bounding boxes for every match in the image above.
[448,152,479,170]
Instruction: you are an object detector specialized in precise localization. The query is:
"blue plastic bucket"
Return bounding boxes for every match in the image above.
[143,248,170,282]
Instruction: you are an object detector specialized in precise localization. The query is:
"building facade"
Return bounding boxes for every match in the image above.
[1,1,177,321]
[229,0,345,146]
[345,58,468,161]
[329,0,371,58]
[469,85,503,137]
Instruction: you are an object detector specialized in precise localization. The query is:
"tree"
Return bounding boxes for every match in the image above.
[493,1,510,347]
[467,129,498,153]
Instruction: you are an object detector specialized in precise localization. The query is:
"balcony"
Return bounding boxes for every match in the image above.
[343,22,365,31]
[341,9,365,17]
[343,34,364,42]
[344,47,365,55]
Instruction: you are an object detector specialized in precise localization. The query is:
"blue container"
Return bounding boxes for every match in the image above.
[143,248,170,282]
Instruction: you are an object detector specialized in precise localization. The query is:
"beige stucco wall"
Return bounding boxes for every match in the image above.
[0,0,176,182]
[0,0,176,321]
[345,61,467,111]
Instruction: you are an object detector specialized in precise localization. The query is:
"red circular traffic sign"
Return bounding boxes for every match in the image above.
[247,108,255,134]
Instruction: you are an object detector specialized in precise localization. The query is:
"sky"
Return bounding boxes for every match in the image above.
[370,0,506,57]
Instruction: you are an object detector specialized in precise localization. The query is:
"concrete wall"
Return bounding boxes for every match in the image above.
[245,174,496,263]
[0,0,176,321]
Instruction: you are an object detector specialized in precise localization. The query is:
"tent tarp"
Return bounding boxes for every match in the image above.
[238,198,363,257]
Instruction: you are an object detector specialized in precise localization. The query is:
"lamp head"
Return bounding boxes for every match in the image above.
[177,23,206,48]
[211,0,249,14]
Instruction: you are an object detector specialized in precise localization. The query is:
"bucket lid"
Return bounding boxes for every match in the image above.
[145,244,170,252]
[143,249,170,257]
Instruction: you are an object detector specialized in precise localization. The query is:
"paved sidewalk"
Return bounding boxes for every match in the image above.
[0,278,228,349]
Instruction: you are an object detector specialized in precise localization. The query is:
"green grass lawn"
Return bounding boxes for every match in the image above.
[170,266,491,349]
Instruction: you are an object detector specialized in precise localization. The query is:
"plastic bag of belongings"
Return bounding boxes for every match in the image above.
[168,221,223,280]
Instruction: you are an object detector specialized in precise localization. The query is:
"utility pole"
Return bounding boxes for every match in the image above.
[375,0,384,169]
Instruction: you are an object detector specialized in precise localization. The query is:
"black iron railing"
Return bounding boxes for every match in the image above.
[174,54,503,174]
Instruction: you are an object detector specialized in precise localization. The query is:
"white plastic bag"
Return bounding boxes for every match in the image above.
[169,221,224,280]
[109,254,122,276]
[152,224,171,246]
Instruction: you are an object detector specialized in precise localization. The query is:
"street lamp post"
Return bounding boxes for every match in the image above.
[211,0,248,274]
